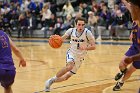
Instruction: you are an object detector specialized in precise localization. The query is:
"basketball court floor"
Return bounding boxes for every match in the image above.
[0,38,139,93]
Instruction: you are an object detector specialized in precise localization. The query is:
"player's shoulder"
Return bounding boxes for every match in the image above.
[66,28,76,33]
[84,28,92,34]
[84,28,90,31]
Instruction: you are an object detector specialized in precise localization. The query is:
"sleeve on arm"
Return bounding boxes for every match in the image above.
[64,28,73,37]
[86,30,95,41]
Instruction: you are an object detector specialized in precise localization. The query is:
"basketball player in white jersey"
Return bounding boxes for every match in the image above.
[45,17,96,92]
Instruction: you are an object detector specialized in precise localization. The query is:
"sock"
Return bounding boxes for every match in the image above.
[120,68,127,74]
[52,76,57,82]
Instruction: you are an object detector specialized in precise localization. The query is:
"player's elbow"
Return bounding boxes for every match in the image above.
[12,47,20,54]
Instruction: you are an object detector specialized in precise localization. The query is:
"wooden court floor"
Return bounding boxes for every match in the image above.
[0,38,139,93]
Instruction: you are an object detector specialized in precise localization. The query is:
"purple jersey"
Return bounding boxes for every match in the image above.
[0,30,15,70]
[131,22,140,50]
[125,22,140,69]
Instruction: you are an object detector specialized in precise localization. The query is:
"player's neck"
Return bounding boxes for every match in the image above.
[76,28,84,33]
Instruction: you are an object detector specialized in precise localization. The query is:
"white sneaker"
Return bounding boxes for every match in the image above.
[41,27,45,31]
[45,78,55,92]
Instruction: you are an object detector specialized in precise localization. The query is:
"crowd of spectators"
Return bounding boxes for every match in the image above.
[0,0,132,39]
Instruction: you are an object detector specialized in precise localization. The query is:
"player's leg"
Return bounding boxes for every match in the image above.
[45,62,75,92]
[56,62,75,78]
[53,57,83,83]
[55,71,74,82]
[4,86,13,93]
[115,56,128,81]
[45,52,75,92]
[115,46,138,81]
[113,65,136,91]
[121,64,136,82]
[113,61,140,91]
[1,70,16,93]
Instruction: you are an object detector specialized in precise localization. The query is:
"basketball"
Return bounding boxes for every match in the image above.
[48,35,63,48]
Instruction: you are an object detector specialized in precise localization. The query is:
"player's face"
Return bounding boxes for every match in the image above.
[130,3,140,21]
[76,20,85,32]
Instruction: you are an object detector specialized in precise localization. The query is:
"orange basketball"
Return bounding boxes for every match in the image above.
[48,35,63,48]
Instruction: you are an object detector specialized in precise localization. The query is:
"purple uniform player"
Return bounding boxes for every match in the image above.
[113,0,140,91]
[0,30,26,93]
[125,22,140,69]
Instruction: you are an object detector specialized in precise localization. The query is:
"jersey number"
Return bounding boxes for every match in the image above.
[0,36,8,48]
[77,43,80,49]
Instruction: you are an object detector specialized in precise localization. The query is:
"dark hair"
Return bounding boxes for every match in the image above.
[128,0,140,7]
[75,17,87,24]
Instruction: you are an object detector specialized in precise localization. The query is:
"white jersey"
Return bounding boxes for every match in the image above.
[65,28,94,74]
[65,28,94,56]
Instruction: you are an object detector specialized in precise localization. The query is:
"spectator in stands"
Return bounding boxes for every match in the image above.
[24,0,30,11]
[96,0,106,16]
[10,10,19,31]
[62,0,74,20]
[27,0,36,13]
[40,3,51,31]
[88,11,98,34]
[91,0,99,15]
[53,17,62,35]
[82,3,91,19]
[3,4,10,14]
[35,1,43,17]
[62,14,74,31]
[35,1,43,27]
[16,3,24,16]
[0,1,3,9]
[77,2,83,14]
[27,11,37,37]
[9,1,16,11]
[3,12,12,36]
[44,14,56,38]
[96,5,110,40]
[49,1,57,16]
[0,14,4,30]
[109,9,128,40]
[17,13,29,38]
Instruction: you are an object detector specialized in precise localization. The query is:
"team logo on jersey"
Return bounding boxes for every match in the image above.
[72,39,85,42]
[0,35,8,48]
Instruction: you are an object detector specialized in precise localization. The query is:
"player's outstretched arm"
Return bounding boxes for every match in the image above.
[61,34,68,41]
[79,36,96,50]
[9,37,26,67]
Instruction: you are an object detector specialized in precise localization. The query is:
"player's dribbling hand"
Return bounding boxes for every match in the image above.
[124,57,133,64]
[19,60,26,67]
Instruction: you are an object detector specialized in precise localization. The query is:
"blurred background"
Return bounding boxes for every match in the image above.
[0,0,132,40]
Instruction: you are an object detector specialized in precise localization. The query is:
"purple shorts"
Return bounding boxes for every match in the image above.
[0,69,16,88]
[125,45,140,69]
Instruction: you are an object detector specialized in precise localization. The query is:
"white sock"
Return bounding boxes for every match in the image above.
[52,76,57,81]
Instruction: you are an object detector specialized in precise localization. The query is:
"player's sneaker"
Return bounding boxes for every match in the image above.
[115,68,127,81]
[113,82,124,91]
[45,78,55,92]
